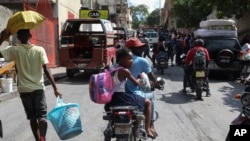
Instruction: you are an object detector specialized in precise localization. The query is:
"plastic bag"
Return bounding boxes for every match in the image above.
[139,72,151,92]
[47,97,83,140]
[6,10,46,35]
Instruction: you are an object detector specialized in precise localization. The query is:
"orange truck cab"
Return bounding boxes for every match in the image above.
[59,18,117,77]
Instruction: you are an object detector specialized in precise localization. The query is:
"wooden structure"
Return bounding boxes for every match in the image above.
[0,61,16,83]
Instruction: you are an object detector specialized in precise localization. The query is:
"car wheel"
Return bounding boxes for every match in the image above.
[215,49,234,68]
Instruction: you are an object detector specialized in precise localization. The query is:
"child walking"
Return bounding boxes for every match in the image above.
[104,47,156,139]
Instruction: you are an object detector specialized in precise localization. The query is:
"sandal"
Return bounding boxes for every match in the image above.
[147,132,156,139]
[150,128,158,137]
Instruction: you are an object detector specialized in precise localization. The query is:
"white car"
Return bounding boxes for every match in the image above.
[144,31,159,48]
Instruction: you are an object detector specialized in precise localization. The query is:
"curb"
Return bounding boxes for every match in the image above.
[0,90,19,102]
[0,73,67,102]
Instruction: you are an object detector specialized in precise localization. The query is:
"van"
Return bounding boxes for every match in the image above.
[59,18,117,77]
[144,31,159,48]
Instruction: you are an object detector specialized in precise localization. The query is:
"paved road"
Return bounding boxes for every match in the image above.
[0,65,244,141]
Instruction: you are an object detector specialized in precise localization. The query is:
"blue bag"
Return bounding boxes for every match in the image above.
[47,97,83,140]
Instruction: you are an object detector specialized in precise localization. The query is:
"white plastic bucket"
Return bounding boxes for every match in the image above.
[1,78,13,93]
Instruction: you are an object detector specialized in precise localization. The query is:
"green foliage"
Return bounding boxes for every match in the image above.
[172,0,212,28]
[172,0,250,28]
[146,8,161,26]
[129,4,149,29]
[215,0,250,19]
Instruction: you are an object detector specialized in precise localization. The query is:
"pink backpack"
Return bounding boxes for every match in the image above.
[89,67,123,104]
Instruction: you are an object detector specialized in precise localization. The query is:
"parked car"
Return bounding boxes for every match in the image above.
[144,31,159,48]
[59,18,117,77]
[202,37,243,78]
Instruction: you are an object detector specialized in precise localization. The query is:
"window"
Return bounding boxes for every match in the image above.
[79,23,103,32]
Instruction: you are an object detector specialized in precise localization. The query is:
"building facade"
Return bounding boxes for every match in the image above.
[81,0,132,30]
[161,0,177,32]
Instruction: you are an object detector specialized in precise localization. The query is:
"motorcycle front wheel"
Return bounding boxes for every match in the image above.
[225,131,230,141]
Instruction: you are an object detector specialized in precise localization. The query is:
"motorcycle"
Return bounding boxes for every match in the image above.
[225,79,250,141]
[193,69,206,100]
[180,53,207,99]
[156,51,168,75]
[103,77,165,141]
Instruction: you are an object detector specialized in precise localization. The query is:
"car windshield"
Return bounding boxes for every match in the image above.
[203,38,241,51]
[145,32,158,38]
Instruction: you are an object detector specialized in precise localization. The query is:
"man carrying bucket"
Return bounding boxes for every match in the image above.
[0,12,62,141]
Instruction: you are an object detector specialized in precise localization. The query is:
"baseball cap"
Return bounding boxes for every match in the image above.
[126,38,145,48]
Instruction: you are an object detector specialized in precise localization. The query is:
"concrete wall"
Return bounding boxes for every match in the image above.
[0,5,13,49]
[237,12,250,39]
[57,1,81,35]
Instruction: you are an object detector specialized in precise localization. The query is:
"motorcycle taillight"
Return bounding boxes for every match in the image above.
[113,111,132,124]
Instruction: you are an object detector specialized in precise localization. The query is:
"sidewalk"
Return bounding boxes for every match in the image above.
[0,67,67,102]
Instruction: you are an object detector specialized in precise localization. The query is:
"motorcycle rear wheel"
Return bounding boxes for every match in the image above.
[225,132,230,141]
[0,120,2,138]
[196,88,202,99]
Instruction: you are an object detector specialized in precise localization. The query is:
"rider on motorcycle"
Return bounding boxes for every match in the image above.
[125,38,160,137]
[152,35,168,67]
[183,39,211,97]
[104,47,155,139]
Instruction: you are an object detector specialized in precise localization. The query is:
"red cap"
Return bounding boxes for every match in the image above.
[126,38,145,48]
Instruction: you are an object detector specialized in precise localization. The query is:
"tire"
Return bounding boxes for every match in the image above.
[0,120,2,138]
[225,131,230,141]
[161,68,164,75]
[215,49,234,68]
[196,88,202,99]
[66,68,79,78]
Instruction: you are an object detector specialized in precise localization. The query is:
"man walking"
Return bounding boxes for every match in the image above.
[0,29,62,141]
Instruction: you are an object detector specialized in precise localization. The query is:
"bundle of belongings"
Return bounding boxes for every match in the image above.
[194,19,237,38]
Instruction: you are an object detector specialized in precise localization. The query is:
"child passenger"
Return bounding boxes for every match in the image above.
[104,47,156,139]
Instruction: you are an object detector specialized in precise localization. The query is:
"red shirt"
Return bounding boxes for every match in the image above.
[185,46,210,65]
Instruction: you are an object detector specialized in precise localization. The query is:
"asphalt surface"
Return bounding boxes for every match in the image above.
[0,65,245,141]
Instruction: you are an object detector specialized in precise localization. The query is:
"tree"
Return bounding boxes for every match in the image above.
[172,0,213,28]
[214,0,250,19]
[129,4,149,29]
[171,0,250,28]
[146,8,161,27]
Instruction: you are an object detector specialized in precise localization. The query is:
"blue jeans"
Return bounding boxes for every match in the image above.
[143,92,156,121]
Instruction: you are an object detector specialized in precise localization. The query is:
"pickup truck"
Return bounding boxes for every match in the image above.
[58,18,117,77]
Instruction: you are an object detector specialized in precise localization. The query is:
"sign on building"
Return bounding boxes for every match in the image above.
[79,9,109,19]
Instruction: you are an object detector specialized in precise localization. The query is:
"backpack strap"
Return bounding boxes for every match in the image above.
[110,66,125,93]
[110,66,124,73]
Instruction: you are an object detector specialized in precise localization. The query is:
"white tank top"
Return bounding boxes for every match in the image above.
[113,71,126,92]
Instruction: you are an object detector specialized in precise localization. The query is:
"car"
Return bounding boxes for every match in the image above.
[194,19,243,79]
[202,37,242,78]
[144,31,159,48]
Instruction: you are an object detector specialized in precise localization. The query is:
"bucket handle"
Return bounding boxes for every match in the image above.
[55,97,64,108]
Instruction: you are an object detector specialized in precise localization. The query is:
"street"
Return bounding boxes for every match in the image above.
[0,65,245,141]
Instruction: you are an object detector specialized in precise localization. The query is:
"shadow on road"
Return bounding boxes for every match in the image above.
[158,92,199,104]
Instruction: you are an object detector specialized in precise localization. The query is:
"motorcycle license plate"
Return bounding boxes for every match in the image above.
[160,62,166,65]
[231,116,248,125]
[195,71,205,77]
[115,125,130,135]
